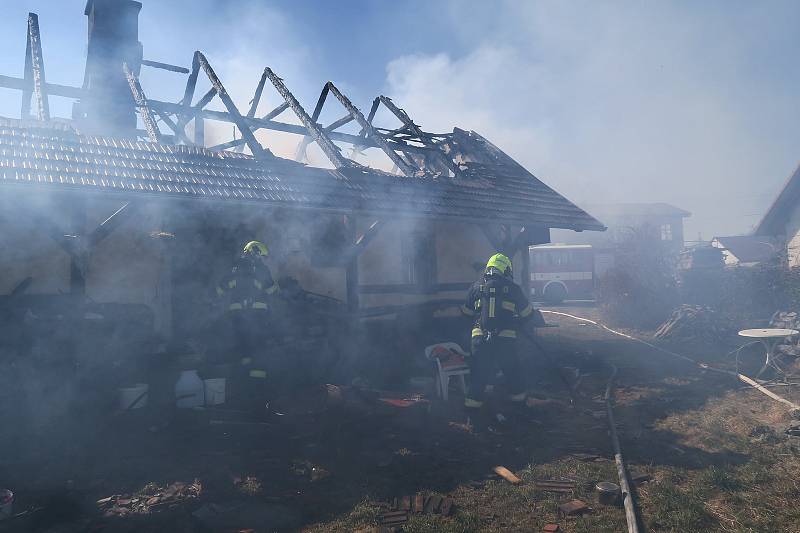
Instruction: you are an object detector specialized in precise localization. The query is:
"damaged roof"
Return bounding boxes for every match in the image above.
[754,162,800,237]
[0,118,604,231]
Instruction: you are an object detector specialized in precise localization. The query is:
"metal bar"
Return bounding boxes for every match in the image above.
[123,62,161,143]
[378,95,457,175]
[264,68,349,169]
[326,83,415,176]
[27,13,50,121]
[195,52,270,159]
[141,59,190,74]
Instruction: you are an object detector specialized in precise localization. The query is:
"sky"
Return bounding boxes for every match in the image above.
[1,0,799,240]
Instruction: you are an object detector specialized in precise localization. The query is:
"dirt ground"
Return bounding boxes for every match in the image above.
[2,303,800,532]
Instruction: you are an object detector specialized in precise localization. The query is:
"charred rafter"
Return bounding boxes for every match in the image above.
[22,13,49,121]
[123,62,161,143]
[0,12,468,178]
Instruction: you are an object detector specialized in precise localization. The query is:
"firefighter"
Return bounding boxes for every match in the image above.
[461,253,535,409]
[216,240,280,410]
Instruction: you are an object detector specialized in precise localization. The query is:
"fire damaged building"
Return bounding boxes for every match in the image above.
[0,1,603,342]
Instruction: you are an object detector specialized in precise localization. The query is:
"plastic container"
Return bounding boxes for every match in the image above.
[0,489,13,520]
[119,383,149,410]
[596,481,621,505]
[203,378,226,405]
[175,370,204,408]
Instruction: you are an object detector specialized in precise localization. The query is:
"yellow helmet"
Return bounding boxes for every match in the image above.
[243,240,269,257]
[486,253,512,277]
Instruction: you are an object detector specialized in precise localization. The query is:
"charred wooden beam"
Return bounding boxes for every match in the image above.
[264,68,351,169]
[147,99,439,157]
[195,51,271,160]
[87,202,140,248]
[325,114,354,132]
[141,59,190,74]
[155,109,192,145]
[123,62,161,142]
[326,82,416,176]
[295,83,331,163]
[0,74,85,99]
[246,70,267,119]
[378,95,457,175]
[263,101,290,121]
[234,70,269,153]
[174,54,202,135]
[26,13,50,121]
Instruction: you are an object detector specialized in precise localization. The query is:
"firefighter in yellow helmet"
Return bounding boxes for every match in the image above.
[215,240,280,411]
[460,253,536,409]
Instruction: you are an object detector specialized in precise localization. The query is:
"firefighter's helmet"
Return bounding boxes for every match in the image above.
[243,240,269,257]
[486,253,512,277]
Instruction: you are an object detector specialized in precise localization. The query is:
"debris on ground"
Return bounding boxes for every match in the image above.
[534,479,576,493]
[543,524,561,532]
[96,480,202,517]
[493,466,522,484]
[558,499,591,516]
[654,305,727,342]
[384,493,453,523]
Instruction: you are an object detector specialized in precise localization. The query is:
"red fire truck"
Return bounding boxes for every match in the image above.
[529,244,595,303]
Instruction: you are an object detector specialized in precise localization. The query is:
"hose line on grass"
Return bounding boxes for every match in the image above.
[540,310,800,412]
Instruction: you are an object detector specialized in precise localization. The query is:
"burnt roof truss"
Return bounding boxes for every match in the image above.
[1,12,467,179]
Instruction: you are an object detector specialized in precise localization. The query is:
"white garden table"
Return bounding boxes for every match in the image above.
[738,328,799,378]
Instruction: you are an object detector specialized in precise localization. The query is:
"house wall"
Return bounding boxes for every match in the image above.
[358,219,497,308]
[553,214,685,251]
[2,194,540,337]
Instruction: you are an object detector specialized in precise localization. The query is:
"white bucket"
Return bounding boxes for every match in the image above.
[175,370,204,408]
[119,383,148,410]
[203,378,226,406]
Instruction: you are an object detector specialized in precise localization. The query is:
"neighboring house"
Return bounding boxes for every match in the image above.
[0,1,604,339]
[754,163,800,266]
[711,236,779,266]
[552,202,691,252]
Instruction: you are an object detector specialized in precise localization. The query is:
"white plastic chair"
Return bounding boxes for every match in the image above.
[424,342,470,401]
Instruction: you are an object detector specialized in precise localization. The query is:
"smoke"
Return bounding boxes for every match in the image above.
[381,0,800,239]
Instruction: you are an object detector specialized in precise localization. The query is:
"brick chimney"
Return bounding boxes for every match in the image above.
[75,0,143,137]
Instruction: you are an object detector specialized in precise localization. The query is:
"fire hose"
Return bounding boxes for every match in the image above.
[540,310,800,412]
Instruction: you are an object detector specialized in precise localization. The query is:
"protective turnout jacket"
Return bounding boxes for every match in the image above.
[216,257,279,311]
[462,274,534,339]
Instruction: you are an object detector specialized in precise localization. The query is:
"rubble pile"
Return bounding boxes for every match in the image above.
[96,480,202,517]
[654,305,727,342]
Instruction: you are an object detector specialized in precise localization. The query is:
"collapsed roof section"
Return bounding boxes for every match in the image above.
[0,8,604,232]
